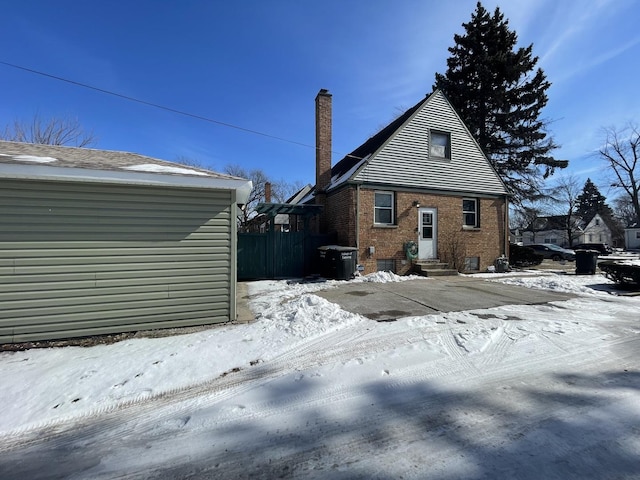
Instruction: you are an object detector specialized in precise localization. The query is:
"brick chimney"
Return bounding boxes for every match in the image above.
[315,89,332,194]
[264,181,272,203]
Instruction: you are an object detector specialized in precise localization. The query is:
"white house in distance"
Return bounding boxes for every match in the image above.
[625,222,640,250]
[580,213,614,245]
[521,213,613,247]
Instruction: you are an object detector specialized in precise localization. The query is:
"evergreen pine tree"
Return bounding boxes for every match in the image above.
[575,178,625,246]
[434,2,566,203]
[576,178,613,220]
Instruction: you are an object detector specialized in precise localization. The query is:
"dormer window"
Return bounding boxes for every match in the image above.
[430,131,451,159]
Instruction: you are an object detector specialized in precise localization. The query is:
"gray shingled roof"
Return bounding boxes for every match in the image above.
[0,140,237,179]
[0,140,253,202]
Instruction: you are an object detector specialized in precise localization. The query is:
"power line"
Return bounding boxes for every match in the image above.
[0,60,321,151]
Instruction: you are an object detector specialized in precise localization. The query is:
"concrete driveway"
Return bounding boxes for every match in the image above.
[316,276,575,321]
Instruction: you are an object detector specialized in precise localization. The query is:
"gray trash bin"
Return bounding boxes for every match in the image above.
[318,245,358,280]
[575,249,599,275]
[494,255,509,273]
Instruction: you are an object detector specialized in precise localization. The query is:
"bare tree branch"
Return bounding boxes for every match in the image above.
[1,113,97,147]
[547,175,582,246]
[223,164,302,231]
[174,156,206,168]
[600,123,640,225]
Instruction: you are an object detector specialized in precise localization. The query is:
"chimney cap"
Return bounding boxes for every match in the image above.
[317,88,331,96]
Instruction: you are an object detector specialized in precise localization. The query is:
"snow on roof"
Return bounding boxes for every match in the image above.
[122,164,208,176]
[0,140,253,202]
[0,153,57,163]
[327,155,369,191]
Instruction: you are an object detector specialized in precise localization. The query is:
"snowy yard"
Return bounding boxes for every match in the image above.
[0,271,639,479]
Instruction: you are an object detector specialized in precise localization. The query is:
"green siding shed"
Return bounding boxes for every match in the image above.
[0,141,252,343]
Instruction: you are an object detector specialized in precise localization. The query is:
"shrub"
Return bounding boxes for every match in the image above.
[509,244,543,267]
[598,261,640,288]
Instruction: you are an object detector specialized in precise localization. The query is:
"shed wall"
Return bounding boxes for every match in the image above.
[0,179,234,343]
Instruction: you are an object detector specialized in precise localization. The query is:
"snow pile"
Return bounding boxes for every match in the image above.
[492,273,616,296]
[259,294,365,337]
[352,271,427,283]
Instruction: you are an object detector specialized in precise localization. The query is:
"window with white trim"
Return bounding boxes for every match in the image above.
[430,131,451,159]
[463,198,479,228]
[374,191,394,225]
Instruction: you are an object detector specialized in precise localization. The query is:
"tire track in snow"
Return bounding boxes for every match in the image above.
[3,310,638,458]
[476,324,515,368]
[91,334,640,480]
[0,320,375,447]
[0,319,460,450]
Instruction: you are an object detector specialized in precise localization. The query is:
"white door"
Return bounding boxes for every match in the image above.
[418,208,437,260]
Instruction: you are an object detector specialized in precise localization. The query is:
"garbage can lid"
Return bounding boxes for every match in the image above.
[317,245,358,252]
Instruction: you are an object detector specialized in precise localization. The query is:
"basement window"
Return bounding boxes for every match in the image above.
[464,257,480,272]
[377,259,396,273]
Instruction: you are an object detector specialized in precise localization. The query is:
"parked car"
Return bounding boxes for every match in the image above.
[571,243,613,255]
[528,244,576,261]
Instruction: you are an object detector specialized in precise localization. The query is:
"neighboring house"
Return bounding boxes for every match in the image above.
[300,89,510,274]
[580,213,613,246]
[243,183,313,233]
[521,215,579,247]
[521,213,613,247]
[509,229,523,245]
[0,140,252,343]
[625,222,640,250]
[275,184,313,232]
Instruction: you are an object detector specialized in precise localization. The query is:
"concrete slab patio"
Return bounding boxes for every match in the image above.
[316,276,575,321]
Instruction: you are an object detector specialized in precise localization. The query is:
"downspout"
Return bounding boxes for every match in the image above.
[504,194,509,256]
[356,183,360,252]
[230,189,238,321]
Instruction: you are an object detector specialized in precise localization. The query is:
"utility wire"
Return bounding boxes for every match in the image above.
[0,60,336,154]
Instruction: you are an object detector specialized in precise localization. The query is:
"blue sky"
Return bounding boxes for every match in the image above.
[1,0,639,195]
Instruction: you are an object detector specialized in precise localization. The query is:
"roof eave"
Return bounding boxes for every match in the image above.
[0,163,253,203]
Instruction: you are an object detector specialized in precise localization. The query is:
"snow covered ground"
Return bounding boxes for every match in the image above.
[0,271,639,479]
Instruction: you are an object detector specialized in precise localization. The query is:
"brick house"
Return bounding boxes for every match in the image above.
[301,89,510,275]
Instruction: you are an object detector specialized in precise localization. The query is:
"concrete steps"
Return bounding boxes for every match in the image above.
[414,260,459,277]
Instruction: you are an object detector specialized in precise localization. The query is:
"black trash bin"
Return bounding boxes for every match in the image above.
[318,245,358,280]
[575,249,599,275]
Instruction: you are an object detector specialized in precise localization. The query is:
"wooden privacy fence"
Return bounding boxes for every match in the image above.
[237,231,335,280]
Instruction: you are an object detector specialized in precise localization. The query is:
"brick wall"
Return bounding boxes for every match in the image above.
[324,186,506,275]
[324,186,357,246]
